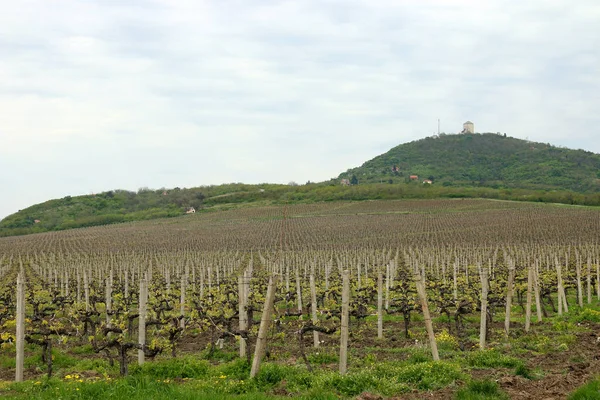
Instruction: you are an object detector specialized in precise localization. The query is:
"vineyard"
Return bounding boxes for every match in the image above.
[1,198,600,399]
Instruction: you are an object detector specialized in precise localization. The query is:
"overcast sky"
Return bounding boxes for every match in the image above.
[1,0,599,219]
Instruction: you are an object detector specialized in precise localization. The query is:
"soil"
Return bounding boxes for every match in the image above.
[353,327,600,399]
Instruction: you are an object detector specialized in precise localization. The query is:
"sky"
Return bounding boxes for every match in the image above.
[1,0,599,219]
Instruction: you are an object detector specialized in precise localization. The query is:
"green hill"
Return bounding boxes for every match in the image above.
[339,133,600,192]
[2,133,600,238]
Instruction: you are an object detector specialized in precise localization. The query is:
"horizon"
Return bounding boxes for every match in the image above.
[2,0,599,219]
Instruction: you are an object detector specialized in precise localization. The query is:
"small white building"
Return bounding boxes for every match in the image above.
[340,179,350,186]
[462,121,474,133]
[423,179,433,184]
[185,207,196,214]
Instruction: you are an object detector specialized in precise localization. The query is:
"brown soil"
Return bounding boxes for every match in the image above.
[353,328,600,400]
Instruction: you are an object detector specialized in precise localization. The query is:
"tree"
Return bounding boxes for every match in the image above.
[350,175,358,185]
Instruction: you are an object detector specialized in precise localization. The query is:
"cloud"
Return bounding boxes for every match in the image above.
[1,0,599,218]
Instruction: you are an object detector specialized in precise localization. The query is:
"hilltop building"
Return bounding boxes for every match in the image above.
[185,207,196,214]
[462,121,474,133]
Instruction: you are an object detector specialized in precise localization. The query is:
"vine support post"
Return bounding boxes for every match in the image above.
[587,258,592,304]
[453,262,458,302]
[295,267,303,320]
[180,274,186,330]
[377,269,383,339]
[596,263,600,300]
[15,273,25,382]
[84,270,90,312]
[533,262,543,322]
[525,264,533,332]
[339,270,350,374]
[250,274,279,378]
[479,266,489,349]
[504,265,515,337]
[385,263,390,311]
[238,273,247,358]
[310,274,319,348]
[576,257,583,308]
[138,279,147,365]
[105,278,112,326]
[414,270,439,361]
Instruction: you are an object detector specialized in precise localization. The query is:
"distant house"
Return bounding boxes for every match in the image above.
[34,219,41,224]
[409,175,419,181]
[185,207,196,214]
[341,179,350,186]
[392,165,399,172]
[162,191,168,196]
[423,179,433,184]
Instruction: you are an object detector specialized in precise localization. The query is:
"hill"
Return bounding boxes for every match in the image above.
[2,133,600,237]
[339,133,600,192]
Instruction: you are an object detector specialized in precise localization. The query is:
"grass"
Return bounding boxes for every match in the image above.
[454,380,509,400]
[569,379,600,400]
[4,296,600,398]
[0,356,466,399]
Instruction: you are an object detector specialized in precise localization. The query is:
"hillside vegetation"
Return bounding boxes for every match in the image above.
[340,133,600,192]
[2,133,600,237]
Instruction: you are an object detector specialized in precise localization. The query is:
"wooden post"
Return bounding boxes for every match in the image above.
[180,274,186,330]
[339,270,350,374]
[250,275,279,378]
[576,258,583,308]
[310,274,319,348]
[385,263,390,311]
[84,270,90,312]
[479,267,489,349]
[596,263,600,300]
[587,258,592,304]
[138,279,147,365]
[295,267,303,320]
[414,271,439,361]
[525,265,533,332]
[504,265,515,336]
[124,270,129,301]
[377,270,383,339]
[238,273,247,358]
[533,263,543,322]
[15,273,25,382]
[453,262,458,301]
[105,278,112,325]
